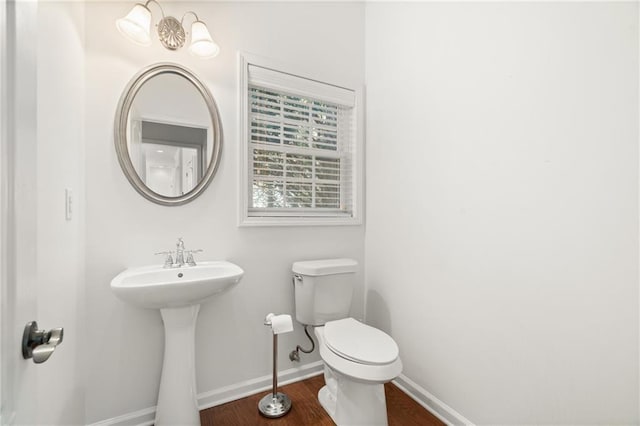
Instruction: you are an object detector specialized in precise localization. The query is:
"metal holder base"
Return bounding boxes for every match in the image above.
[258,392,292,418]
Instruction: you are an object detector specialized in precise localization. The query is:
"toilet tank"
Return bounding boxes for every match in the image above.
[292,258,358,326]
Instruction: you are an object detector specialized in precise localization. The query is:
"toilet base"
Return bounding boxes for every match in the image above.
[318,366,389,426]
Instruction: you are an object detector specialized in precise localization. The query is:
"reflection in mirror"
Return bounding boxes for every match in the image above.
[129,120,207,196]
[115,63,222,205]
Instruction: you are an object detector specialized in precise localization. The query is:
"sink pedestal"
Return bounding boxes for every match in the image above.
[155,305,201,426]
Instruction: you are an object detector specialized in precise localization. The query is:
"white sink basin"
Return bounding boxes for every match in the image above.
[111,261,244,309]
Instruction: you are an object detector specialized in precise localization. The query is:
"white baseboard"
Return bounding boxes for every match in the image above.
[89,361,324,426]
[87,407,155,426]
[89,364,471,426]
[392,374,474,426]
[198,360,323,410]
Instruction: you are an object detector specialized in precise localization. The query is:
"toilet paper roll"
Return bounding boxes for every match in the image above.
[268,314,293,335]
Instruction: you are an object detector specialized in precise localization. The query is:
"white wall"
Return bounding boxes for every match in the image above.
[36,2,86,424]
[84,2,364,422]
[365,2,639,424]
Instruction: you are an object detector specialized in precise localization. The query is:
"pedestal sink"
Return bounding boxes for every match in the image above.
[111,261,244,426]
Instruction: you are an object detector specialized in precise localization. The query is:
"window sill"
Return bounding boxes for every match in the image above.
[238,215,362,227]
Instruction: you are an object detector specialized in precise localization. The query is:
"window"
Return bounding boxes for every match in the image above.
[239,54,361,226]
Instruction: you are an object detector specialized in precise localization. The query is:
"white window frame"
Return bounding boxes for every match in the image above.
[238,52,363,227]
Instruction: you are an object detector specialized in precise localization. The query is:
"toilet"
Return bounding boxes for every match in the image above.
[292,258,402,426]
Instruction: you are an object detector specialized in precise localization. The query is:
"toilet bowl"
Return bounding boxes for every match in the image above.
[292,259,402,425]
[315,318,402,426]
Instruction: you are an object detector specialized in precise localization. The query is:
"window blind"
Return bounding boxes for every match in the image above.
[247,65,355,217]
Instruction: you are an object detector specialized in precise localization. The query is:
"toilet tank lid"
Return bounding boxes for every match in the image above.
[292,258,358,276]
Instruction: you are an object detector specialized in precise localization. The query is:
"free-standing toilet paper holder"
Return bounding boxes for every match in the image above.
[259,313,293,418]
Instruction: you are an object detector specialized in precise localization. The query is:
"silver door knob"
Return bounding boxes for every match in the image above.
[22,321,64,364]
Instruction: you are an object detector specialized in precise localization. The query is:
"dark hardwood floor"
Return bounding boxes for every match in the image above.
[200,374,444,426]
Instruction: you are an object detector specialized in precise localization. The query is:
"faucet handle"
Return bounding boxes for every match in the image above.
[155,251,174,268]
[185,249,203,267]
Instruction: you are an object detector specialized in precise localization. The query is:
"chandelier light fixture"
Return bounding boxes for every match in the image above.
[116,0,220,59]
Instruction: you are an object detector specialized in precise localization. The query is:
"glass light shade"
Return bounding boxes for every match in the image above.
[116,3,152,46]
[188,21,219,59]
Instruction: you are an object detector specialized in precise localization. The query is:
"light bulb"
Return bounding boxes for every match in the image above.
[116,3,152,46]
[188,21,219,59]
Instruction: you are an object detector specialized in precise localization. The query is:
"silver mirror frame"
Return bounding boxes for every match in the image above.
[114,63,222,206]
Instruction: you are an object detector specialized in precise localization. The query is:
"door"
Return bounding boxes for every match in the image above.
[1,0,40,423]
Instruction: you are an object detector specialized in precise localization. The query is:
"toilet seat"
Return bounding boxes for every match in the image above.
[315,322,403,383]
[324,318,399,365]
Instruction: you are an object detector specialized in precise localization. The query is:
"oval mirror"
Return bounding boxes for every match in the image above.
[114,63,222,206]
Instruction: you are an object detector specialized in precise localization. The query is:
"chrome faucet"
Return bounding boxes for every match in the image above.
[175,238,186,266]
[155,238,202,268]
